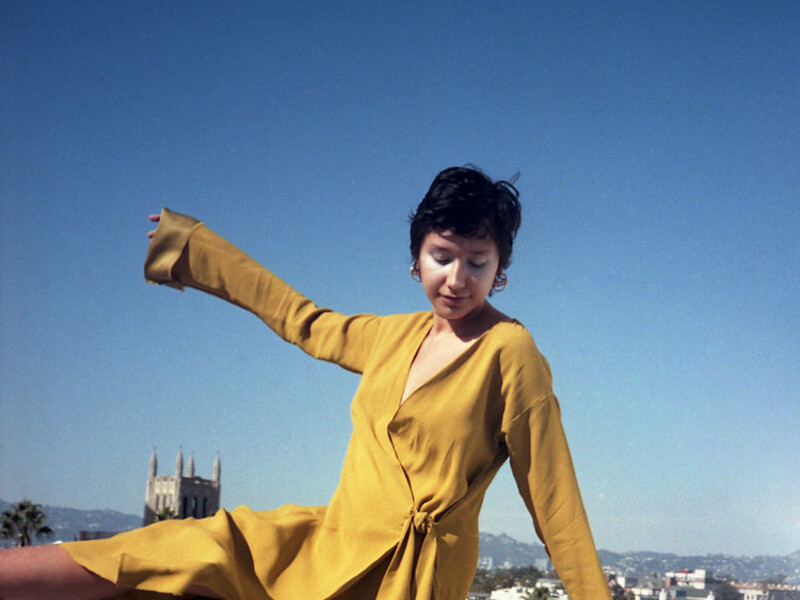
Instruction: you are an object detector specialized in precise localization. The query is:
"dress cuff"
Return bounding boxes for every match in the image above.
[143,208,202,290]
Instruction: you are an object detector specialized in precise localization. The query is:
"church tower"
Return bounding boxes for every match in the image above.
[144,449,221,526]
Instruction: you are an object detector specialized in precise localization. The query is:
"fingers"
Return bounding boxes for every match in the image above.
[147,213,161,239]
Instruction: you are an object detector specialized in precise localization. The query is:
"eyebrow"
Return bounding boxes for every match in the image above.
[428,243,491,257]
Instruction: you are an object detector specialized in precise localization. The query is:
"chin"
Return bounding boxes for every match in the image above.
[438,305,478,320]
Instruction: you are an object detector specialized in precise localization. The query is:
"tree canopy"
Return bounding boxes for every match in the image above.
[715,581,740,600]
[1,499,54,547]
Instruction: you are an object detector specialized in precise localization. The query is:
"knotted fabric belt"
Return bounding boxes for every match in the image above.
[412,509,434,535]
[381,508,440,600]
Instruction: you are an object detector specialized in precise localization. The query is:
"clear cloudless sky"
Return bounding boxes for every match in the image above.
[1,1,798,557]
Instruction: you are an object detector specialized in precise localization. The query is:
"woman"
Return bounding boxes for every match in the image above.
[0,167,611,600]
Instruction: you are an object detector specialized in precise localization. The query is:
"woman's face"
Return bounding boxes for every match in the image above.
[417,229,500,324]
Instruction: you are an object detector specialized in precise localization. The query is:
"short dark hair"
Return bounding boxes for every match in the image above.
[409,166,521,272]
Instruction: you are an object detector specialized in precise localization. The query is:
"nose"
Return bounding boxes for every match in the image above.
[446,260,467,289]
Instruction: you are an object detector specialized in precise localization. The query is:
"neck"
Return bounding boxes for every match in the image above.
[431,301,501,340]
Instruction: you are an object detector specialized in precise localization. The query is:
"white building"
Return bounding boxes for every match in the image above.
[144,449,221,525]
[490,586,534,600]
[665,569,714,590]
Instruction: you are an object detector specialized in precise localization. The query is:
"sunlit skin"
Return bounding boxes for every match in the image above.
[401,230,508,404]
[418,230,501,329]
[147,213,160,237]
[0,545,223,600]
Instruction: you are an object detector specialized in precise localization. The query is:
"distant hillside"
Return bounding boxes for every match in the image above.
[476,533,799,584]
[478,532,547,567]
[595,548,800,585]
[0,499,141,545]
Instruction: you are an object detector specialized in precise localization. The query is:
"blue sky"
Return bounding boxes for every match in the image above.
[1,1,798,556]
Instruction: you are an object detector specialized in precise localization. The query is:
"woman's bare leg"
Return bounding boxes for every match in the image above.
[0,545,223,599]
[0,545,126,600]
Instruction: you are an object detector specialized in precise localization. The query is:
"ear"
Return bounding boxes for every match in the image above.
[410,261,422,282]
[492,271,508,294]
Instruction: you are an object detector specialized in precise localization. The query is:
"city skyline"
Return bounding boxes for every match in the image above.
[1,1,798,557]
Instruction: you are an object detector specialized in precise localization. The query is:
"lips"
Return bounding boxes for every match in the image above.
[441,294,469,306]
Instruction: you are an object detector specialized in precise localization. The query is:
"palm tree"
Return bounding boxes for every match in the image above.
[1,499,54,547]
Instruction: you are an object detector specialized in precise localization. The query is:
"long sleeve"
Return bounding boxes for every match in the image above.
[144,208,381,373]
[499,335,611,600]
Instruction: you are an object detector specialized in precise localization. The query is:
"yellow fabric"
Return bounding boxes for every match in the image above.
[62,208,611,600]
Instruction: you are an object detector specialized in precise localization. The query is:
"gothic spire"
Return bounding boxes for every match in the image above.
[149,448,158,478]
[212,452,221,484]
[175,448,184,477]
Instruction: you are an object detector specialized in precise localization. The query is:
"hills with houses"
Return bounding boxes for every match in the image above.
[479,532,800,584]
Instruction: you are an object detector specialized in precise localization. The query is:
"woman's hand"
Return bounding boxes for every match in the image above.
[147,213,161,239]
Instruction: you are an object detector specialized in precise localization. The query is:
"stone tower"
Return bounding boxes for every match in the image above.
[144,449,221,526]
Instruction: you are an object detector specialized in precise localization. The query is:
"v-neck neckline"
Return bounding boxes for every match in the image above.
[397,315,493,409]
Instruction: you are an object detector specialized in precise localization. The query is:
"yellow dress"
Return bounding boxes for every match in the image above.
[62,209,611,600]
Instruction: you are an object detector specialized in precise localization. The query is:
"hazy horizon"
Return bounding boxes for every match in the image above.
[2,497,797,559]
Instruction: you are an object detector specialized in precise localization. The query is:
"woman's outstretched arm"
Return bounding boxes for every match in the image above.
[145,209,381,373]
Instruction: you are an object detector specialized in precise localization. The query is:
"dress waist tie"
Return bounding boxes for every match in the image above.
[380,508,439,600]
